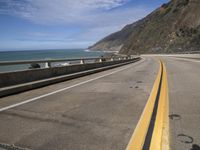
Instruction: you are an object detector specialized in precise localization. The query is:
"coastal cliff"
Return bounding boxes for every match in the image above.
[89,0,200,54]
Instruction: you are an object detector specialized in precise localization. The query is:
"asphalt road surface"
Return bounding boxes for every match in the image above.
[0,56,199,150]
[163,56,200,150]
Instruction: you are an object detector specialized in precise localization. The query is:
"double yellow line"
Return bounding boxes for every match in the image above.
[126,60,169,150]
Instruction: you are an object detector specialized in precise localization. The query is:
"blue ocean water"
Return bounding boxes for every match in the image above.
[0,49,105,72]
[0,49,104,61]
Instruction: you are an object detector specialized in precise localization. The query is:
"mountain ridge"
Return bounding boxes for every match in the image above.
[89,0,200,54]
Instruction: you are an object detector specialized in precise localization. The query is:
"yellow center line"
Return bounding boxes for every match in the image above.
[150,61,169,150]
[126,60,169,150]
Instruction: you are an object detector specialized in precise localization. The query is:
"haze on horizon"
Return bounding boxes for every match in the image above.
[0,0,168,51]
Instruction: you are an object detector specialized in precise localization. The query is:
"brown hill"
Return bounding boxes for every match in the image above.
[89,0,200,54]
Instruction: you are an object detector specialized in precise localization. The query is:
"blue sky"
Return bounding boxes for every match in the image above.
[0,0,169,51]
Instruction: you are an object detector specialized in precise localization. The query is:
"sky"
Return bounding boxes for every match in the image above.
[0,0,169,51]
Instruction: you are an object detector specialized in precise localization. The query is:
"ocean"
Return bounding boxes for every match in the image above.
[0,49,105,72]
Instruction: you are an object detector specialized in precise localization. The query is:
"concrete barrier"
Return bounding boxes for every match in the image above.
[0,58,141,97]
[0,58,140,88]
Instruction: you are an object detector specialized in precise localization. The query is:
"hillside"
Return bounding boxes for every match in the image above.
[89,0,200,54]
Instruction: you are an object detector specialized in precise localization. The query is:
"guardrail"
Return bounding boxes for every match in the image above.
[0,56,140,97]
[0,55,135,72]
[0,56,134,66]
[0,55,138,87]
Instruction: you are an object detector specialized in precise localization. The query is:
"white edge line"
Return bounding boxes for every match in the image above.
[0,59,144,112]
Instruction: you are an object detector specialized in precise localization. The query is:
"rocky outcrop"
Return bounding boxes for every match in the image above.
[89,0,200,54]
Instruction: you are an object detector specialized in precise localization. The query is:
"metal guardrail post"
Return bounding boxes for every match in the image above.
[45,62,49,68]
[44,62,51,68]
[80,60,84,64]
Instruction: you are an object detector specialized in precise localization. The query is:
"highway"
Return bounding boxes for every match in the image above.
[0,56,199,150]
